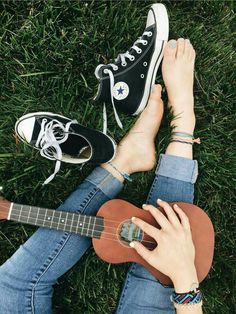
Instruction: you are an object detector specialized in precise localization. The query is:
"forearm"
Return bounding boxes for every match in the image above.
[176,304,203,314]
[173,269,203,314]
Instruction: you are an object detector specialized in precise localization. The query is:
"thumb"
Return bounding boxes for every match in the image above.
[130,241,152,265]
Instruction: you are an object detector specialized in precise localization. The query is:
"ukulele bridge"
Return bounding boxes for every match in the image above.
[119,220,143,243]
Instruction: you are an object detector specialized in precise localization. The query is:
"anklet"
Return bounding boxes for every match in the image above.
[172,131,193,138]
[171,137,200,144]
[107,162,133,182]
[170,139,193,145]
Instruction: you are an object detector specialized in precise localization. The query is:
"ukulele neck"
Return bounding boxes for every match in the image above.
[8,203,104,239]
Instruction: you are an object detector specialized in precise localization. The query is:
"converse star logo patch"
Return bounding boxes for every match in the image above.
[112,82,129,100]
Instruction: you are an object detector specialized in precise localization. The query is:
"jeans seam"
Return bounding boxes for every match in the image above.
[27,185,100,313]
[116,263,137,313]
[27,232,71,314]
[146,176,158,204]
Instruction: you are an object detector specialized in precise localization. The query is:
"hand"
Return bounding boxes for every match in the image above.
[130,199,198,292]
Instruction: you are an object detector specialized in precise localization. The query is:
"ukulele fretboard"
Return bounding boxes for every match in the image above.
[9,203,104,238]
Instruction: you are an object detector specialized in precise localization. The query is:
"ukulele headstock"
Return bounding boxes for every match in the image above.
[0,197,11,220]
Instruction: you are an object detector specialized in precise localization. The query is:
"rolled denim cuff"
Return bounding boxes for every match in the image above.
[85,166,123,199]
[156,154,198,184]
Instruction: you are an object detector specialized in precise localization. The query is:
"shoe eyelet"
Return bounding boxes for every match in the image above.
[103,69,109,74]
[140,74,145,78]
[137,49,142,54]
[143,62,147,66]
[114,66,118,71]
[143,40,148,46]
[147,31,153,37]
[121,62,127,67]
[43,118,47,123]
[130,56,135,61]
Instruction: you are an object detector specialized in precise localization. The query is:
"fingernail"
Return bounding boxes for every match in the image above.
[174,204,179,208]
[131,216,135,221]
[151,85,155,93]
[186,39,190,43]
[157,198,162,202]
[142,204,147,208]
[169,40,176,48]
[179,38,184,41]
[129,242,135,248]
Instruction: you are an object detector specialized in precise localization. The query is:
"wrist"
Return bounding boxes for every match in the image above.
[172,267,199,293]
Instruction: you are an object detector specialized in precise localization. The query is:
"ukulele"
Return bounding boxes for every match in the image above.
[0,198,214,286]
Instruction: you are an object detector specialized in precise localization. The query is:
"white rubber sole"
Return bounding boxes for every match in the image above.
[15,111,117,164]
[133,3,169,115]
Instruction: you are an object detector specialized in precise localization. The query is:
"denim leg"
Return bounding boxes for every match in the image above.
[116,154,198,314]
[0,167,123,314]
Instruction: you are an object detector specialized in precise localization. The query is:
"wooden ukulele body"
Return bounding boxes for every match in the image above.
[93,199,215,286]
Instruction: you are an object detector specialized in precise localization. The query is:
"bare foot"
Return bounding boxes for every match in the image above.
[162,38,196,133]
[102,84,164,182]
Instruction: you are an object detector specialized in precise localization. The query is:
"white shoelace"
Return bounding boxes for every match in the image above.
[97,30,153,132]
[35,118,77,185]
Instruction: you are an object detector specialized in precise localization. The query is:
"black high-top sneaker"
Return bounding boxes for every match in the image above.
[15,112,116,184]
[94,3,169,127]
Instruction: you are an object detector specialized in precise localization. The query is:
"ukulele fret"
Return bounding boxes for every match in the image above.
[91,217,96,238]
[9,203,104,239]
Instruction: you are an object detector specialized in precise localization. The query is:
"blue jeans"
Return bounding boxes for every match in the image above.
[0,154,198,314]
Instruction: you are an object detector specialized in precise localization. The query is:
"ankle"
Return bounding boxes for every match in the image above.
[171,113,196,135]
[101,156,133,183]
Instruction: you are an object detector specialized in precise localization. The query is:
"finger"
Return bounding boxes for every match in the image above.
[157,199,181,228]
[132,217,159,242]
[173,204,191,230]
[130,241,153,264]
[143,203,170,230]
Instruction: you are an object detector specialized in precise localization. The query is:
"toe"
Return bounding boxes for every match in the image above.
[190,47,196,62]
[150,84,162,101]
[184,39,192,57]
[176,38,185,57]
[163,40,177,61]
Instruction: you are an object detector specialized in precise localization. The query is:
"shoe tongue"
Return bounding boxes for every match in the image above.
[30,116,69,145]
[30,120,41,145]
[60,133,91,159]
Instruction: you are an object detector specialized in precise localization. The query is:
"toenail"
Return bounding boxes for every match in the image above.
[169,40,177,48]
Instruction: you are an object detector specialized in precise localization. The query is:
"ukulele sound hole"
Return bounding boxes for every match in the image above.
[119,220,143,244]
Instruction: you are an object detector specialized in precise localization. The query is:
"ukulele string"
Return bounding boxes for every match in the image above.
[8,211,157,246]
[1,204,159,244]
[3,203,155,225]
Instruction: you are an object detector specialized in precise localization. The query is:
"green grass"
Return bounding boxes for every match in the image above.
[0,0,235,313]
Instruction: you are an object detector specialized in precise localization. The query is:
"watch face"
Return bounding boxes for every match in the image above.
[112,82,129,100]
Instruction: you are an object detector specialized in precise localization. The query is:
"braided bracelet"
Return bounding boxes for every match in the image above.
[172,289,203,304]
[173,301,203,310]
